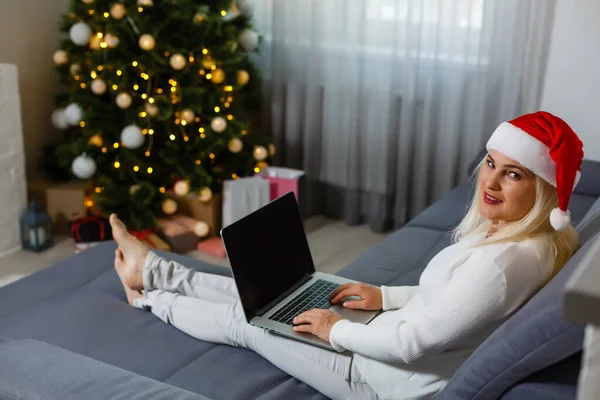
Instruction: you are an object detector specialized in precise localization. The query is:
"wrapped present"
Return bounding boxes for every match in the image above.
[196,237,227,259]
[46,181,94,234]
[222,176,270,228]
[171,192,222,238]
[257,167,307,219]
[129,229,171,252]
[68,215,113,254]
[156,216,200,254]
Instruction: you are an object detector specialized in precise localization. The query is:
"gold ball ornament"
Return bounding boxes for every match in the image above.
[89,35,102,50]
[53,50,68,65]
[110,3,126,19]
[253,146,268,161]
[173,180,190,196]
[162,198,178,215]
[211,116,227,133]
[201,57,214,69]
[88,133,104,147]
[145,103,159,117]
[169,54,186,70]
[237,70,250,86]
[115,92,132,109]
[211,69,226,84]
[269,143,276,156]
[139,34,156,51]
[129,184,141,195]
[104,33,120,48]
[180,108,195,123]
[228,138,243,153]
[198,187,213,202]
[193,221,210,237]
[91,79,107,95]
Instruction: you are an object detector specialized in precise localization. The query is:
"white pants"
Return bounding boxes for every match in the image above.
[132,251,380,400]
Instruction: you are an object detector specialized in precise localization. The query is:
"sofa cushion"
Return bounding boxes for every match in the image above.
[576,196,600,245]
[406,182,471,232]
[0,338,207,400]
[438,233,597,400]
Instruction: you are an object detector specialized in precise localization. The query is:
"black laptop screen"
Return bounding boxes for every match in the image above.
[221,192,315,320]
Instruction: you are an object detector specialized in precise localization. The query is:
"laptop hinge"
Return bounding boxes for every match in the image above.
[255,274,313,317]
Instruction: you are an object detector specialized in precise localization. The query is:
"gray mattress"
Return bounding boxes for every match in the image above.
[1,160,598,399]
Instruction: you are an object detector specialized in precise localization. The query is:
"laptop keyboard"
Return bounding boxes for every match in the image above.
[268,280,341,325]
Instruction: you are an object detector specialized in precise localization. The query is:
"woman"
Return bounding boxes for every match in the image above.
[111,111,583,400]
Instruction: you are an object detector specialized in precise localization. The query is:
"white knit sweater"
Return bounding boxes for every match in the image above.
[329,232,554,400]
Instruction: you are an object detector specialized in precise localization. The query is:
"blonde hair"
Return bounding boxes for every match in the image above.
[452,155,579,278]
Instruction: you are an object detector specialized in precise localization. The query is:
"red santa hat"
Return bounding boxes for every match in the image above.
[486,111,584,231]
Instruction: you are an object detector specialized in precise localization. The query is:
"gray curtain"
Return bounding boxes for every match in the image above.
[249,0,556,232]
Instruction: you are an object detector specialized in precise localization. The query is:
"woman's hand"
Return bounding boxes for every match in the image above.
[293,309,343,343]
[330,283,383,310]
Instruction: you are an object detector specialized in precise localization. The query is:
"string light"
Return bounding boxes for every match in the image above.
[80,83,86,89]
[101,147,107,153]
[139,111,147,117]
[147,167,153,174]
[148,129,154,135]
[113,142,119,148]
[206,73,212,80]
[79,121,86,127]
[181,120,187,126]
[112,84,118,90]
[169,134,176,140]
[104,12,109,18]
[133,165,139,172]
[141,94,147,99]
[189,56,195,62]
[227,96,233,102]
[97,66,104,71]
[74,75,80,81]
[132,61,138,67]
[100,42,108,48]
[138,7,144,12]
[114,161,121,168]
[90,71,97,79]
[170,87,176,93]
[220,10,227,16]
[157,88,163,94]
[199,70,205,75]
[227,114,233,120]
[254,167,260,173]
[159,187,166,193]
[183,136,189,142]
[88,9,95,15]
[145,150,151,156]
[164,51,170,57]
[175,118,180,124]
[195,160,201,165]
[214,106,220,112]
[133,84,139,90]
[199,127,205,133]
[211,65,217,71]
[195,117,200,122]
[241,129,248,135]
[116,70,122,76]
[148,97,155,103]
[142,129,148,135]
[86,199,94,207]
[209,153,215,159]
[95,187,102,193]
[200,133,206,139]
[232,173,238,179]
[224,102,230,108]
[97,33,103,38]
[202,49,208,55]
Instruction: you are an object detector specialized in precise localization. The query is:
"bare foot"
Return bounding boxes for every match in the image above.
[114,248,143,305]
[109,213,148,291]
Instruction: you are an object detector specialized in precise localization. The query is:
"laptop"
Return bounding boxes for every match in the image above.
[220,191,380,350]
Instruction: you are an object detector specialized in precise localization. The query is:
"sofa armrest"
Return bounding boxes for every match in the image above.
[0,339,208,400]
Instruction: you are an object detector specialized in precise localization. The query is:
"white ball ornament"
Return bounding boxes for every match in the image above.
[65,103,83,125]
[115,92,132,109]
[180,109,195,123]
[110,3,126,19]
[129,184,141,195]
[169,53,186,70]
[237,0,253,16]
[139,34,156,51]
[91,79,107,95]
[104,33,120,48]
[210,116,227,133]
[145,103,159,117]
[137,0,153,6]
[198,187,213,203]
[194,221,210,237]
[228,138,243,153]
[120,125,144,149]
[162,198,178,215]
[239,29,259,51]
[51,109,69,130]
[71,154,97,179]
[70,22,92,46]
[253,145,268,161]
[53,50,68,65]
[174,180,190,196]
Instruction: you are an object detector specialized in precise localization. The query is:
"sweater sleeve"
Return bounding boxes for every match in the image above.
[380,285,420,310]
[329,245,527,363]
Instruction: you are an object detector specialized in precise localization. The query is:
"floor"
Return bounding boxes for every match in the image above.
[0,215,389,288]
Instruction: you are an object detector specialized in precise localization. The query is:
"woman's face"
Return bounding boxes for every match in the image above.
[478,150,537,224]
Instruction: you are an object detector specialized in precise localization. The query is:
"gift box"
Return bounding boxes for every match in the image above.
[46,181,93,234]
[156,215,200,254]
[257,167,307,219]
[222,176,270,228]
[67,215,112,253]
[171,192,222,238]
[129,229,171,252]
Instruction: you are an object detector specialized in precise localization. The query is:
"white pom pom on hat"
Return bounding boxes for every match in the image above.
[486,111,584,231]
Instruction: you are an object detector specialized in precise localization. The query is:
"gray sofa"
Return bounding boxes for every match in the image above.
[1,155,599,399]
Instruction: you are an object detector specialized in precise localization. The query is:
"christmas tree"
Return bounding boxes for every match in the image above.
[50,0,274,230]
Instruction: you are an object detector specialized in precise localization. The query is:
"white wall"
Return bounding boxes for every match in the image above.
[0,0,70,178]
[540,0,600,161]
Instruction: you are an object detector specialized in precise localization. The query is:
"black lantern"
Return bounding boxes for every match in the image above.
[20,201,54,252]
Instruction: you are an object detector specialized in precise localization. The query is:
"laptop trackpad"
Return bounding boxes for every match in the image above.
[330,297,378,325]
